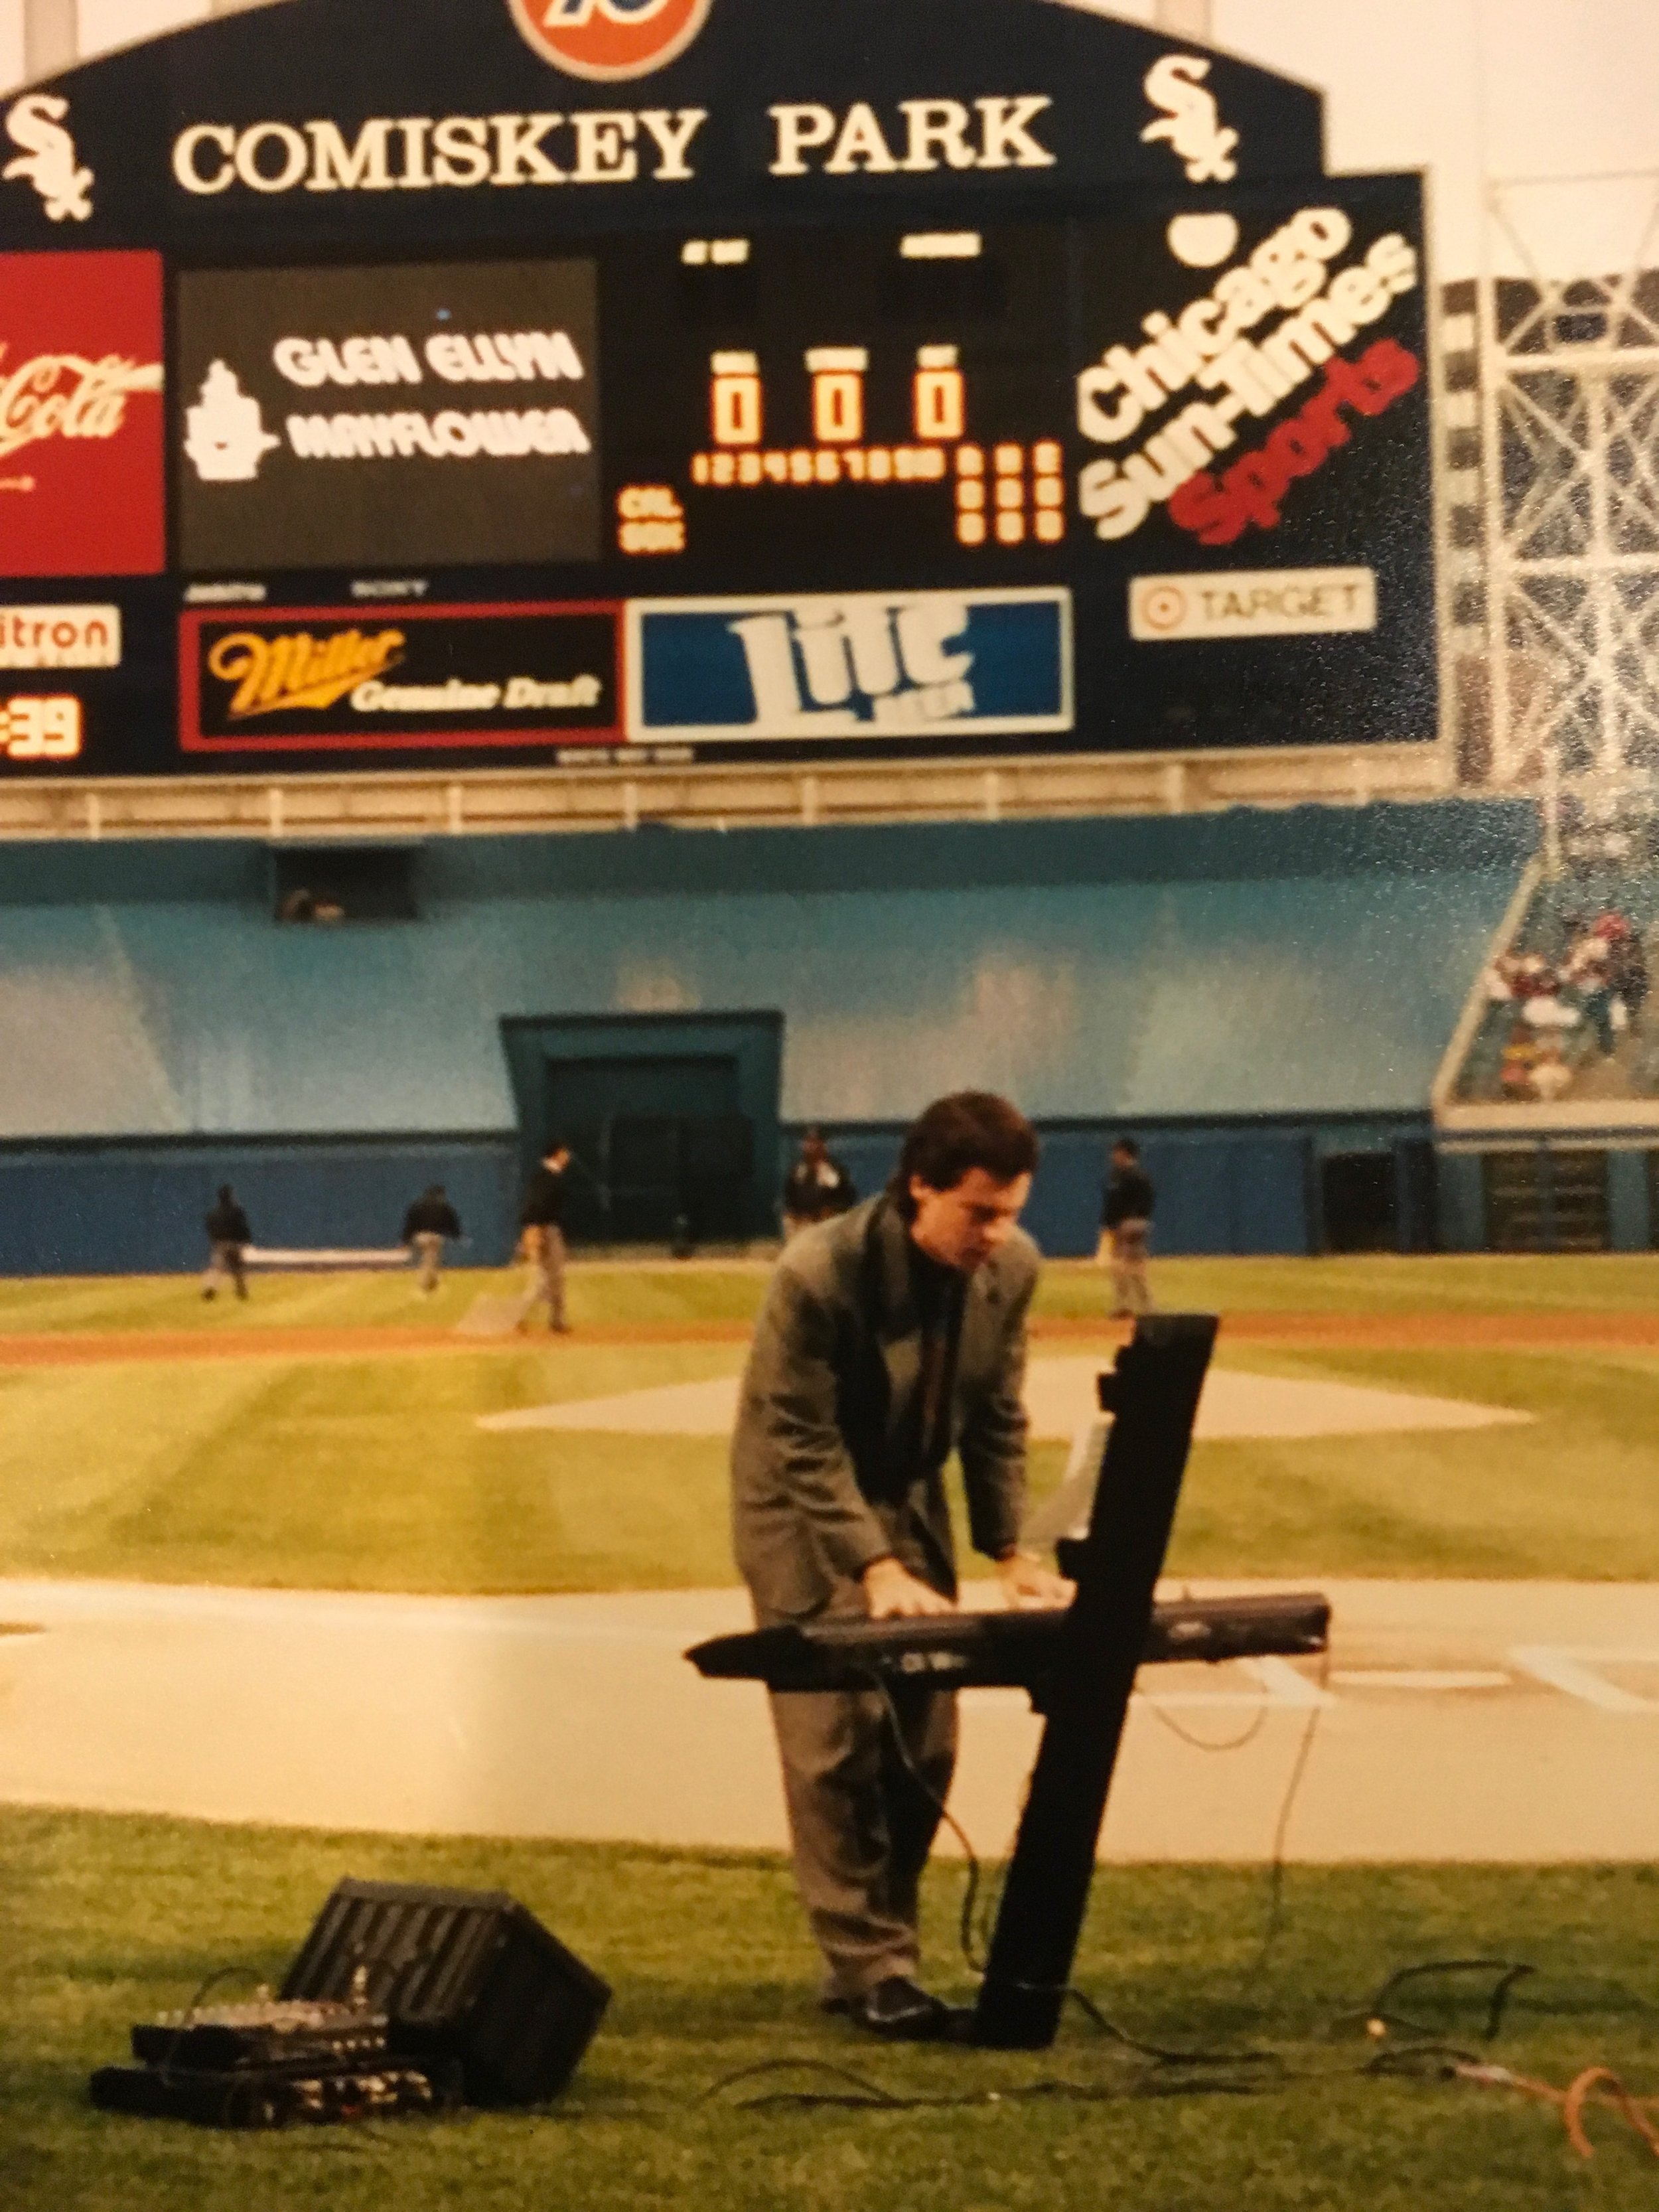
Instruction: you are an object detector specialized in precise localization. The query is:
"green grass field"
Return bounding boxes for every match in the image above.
[5,1807,1657,2212]
[0,1254,1656,1589]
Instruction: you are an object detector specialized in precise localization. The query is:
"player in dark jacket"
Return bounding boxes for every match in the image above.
[1100,1140,1156,1318]
[202,1185,252,1301]
[519,1144,572,1331]
[403,1185,463,1293]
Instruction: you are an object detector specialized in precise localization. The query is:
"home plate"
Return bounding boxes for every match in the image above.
[478,1359,1531,1442]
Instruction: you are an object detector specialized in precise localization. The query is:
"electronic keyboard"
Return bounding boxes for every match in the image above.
[687,1590,1329,1705]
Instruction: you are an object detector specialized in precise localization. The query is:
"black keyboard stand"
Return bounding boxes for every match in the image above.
[970,1312,1217,2049]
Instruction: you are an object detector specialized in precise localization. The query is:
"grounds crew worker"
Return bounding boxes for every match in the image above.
[201,1185,252,1302]
[1100,1136,1156,1319]
[402,1183,463,1293]
[518,1142,573,1333]
[731,1092,1070,2039]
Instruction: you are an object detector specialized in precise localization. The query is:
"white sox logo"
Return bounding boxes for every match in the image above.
[3,95,94,222]
[507,0,715,81]
[1141,55,1239,185]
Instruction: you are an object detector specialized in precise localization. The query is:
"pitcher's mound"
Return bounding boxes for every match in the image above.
[478,1360,1532,1442]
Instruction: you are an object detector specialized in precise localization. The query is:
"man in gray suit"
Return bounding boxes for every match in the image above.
[731,1092,1070,2038]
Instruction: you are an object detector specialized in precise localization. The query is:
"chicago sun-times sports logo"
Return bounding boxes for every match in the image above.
[507,0,715,80]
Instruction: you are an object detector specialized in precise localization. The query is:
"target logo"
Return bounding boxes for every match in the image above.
[507,0,715,80]
[1139,584,1189,634]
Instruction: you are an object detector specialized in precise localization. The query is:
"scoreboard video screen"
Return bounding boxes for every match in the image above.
[0,0,1437,782]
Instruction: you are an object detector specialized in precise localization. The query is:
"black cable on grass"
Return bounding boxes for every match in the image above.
[1359,1959,1538,2043]
[1351,1958,1658,2046]
[1061,1984,1286,2074]
[700,2058,916,2109]
[1482,1963,1540,2041]
[1360,2041,1486,2083]
[701,2053,1286,2114]
[698,2034,1502,2117]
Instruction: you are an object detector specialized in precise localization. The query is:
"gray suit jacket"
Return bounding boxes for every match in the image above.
[731,1195,1038,1625]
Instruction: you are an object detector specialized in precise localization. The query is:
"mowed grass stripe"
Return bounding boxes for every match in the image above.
[0,1266,770,1338]
[1167,1343,1659,1580]
[0,1344,747,1592]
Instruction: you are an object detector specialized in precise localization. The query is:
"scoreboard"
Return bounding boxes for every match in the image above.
[0,0,1439,780]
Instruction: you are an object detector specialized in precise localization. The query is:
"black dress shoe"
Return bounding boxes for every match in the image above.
[848,1976,956,2041]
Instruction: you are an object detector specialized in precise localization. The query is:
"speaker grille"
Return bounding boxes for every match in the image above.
[281,1880,609,2105]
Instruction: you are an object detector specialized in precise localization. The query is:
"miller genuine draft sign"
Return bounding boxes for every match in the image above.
[0,0,1438,779]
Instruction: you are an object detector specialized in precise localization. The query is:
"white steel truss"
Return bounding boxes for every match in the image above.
[1481,174,1659,786]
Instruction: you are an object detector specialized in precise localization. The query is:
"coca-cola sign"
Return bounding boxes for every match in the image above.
[0,251,165,577]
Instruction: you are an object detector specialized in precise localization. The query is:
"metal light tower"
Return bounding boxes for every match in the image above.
[1478,175,1659,792]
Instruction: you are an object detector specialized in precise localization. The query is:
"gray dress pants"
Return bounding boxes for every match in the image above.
[766,1678,958,2000]
[522,1226,568,1329]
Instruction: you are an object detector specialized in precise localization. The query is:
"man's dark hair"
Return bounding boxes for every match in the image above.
[889,1092,1039,1218]
[1112,1138,1140,1161]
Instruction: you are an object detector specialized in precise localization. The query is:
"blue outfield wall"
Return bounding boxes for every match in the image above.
[0,1136,517,1277]
[0,800,1531,1272]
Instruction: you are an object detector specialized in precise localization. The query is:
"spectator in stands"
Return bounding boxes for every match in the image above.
[1572,934,1619,1055]
[519,1143,573,1333]
[1499,1024,1542,1100]
[402,1183,463,1293]
[1486,952,1528,1004]
[1613,932,1649,1030]
[1100,1138,1156,1318]
[782,1128,858,1241]
[202,1185,252,1302]
[1531,1040,1573,1102]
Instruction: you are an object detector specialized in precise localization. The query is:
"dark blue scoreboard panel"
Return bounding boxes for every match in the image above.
[0,93,1434,776]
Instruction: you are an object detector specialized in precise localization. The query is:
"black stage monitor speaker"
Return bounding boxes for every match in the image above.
[281,1880,610,2106]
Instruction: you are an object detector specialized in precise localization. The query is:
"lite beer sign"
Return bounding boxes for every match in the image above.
[630,589,1072,745]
